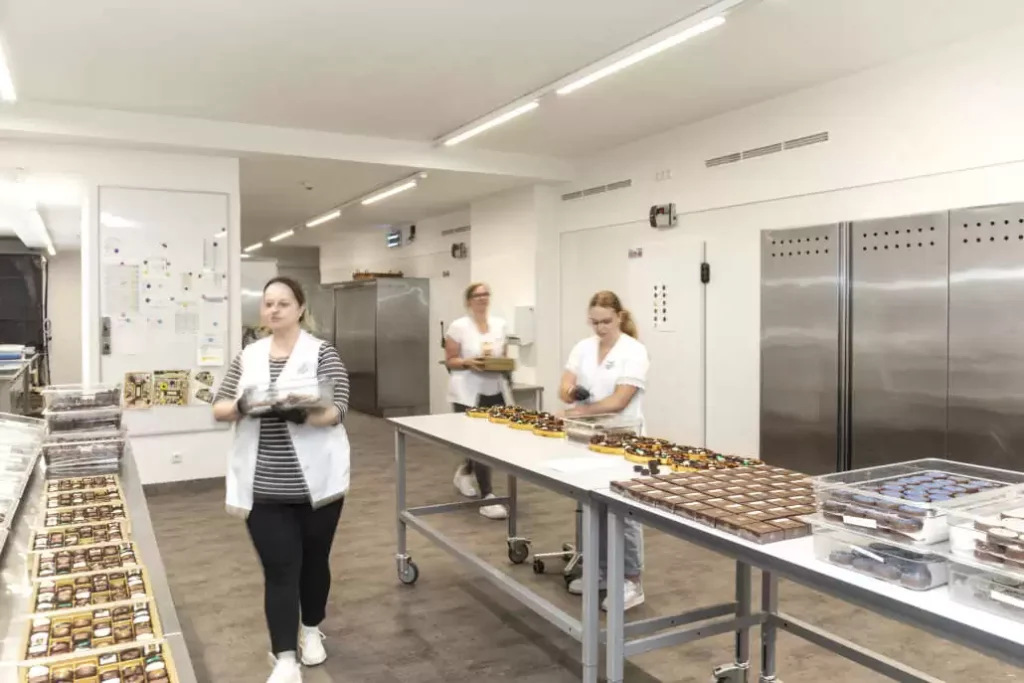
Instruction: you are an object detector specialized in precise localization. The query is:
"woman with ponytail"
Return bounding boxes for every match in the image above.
[559,290,649,611]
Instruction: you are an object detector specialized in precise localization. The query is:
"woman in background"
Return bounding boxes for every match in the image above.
[561,290,649,611]
[213,276,350,683]
[445,282,509,520]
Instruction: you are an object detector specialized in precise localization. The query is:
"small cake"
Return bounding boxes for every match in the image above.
[899,566,934,590]
[532,417,565,438]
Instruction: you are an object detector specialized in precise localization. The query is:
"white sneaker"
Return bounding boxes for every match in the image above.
[478,493,508,520]
[453,466,479,498]
[602,580,645,612]
[566,577,608,595]
[299,626,327,666]
[267,655,302,683]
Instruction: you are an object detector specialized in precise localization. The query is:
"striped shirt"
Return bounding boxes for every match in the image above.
[215,343,350,503]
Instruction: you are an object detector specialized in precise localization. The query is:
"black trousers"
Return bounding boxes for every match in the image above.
[246,498,345,654]
[452,392,505,497]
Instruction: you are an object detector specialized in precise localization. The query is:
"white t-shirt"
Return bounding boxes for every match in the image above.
[446,315,508,406]
[565,334,649,425]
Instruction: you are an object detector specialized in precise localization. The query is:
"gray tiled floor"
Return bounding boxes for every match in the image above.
[146,413,1021,682]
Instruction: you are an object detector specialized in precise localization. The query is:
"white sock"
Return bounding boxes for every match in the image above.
[276,651,297,663]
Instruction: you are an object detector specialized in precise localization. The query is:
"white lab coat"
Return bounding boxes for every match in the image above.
[446,315,508,406]
[565,333,649,426]
[226,330,351,517]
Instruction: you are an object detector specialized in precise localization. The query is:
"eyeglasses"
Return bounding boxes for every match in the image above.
[470,292,491,300]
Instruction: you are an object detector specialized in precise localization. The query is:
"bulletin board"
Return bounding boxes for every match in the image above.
[98,187,231,437]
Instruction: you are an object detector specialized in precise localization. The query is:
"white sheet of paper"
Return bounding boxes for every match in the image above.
[103,264,140,315]
[112,316,145,356]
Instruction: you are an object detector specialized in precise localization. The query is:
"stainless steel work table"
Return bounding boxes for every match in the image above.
[597,489,1024,683]
[0,447,198,683]
[392,413,660,683]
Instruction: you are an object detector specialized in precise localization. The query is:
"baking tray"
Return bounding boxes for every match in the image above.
[33,543,141,580]
[21,598,163,665]
[44,476,122,495]
[30,567,152,616]
[42,502,129,530]
[29,521,130,552]
[20,641,178,683]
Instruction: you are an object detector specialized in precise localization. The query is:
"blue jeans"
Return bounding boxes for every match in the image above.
[598,514,644,579]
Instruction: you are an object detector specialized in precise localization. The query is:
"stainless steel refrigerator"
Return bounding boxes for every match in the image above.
[333,278,430,417]
[761,203,1024,474]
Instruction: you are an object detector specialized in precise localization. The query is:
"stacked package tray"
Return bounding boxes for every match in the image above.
[18,474,180,682]
[41,386,125,478]
[0,413,45,556]
[808,459,1024,595]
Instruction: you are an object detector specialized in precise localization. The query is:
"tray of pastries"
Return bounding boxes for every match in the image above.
[812,459,1024,546]
[24,601,161,661]
[485,406,520,424]
[32,568,149,614]
[35,544,140,579]
[31,522,128,551]
[41,385,122,413]
[611,466,814,544]
[44,504,128,529]
[947,494,1024,571]
[23,642,176,683]
[949,557,1024,623]
[242,378,334,416]
[809,514,948,590]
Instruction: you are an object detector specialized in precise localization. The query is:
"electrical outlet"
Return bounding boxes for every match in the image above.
[171,453,183,465]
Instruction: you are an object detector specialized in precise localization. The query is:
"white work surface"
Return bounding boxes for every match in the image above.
[596,489,1024,660]
[390,413,639,493]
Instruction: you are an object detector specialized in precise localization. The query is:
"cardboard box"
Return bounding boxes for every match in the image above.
[477,357,515,373]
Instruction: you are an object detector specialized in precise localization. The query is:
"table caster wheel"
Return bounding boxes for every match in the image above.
[398,560,419,586]
[507,540,530,565]
[561,543,574,561]
[532,558,545,574]
[711,664,748,683]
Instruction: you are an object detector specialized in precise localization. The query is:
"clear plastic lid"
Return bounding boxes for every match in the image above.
[808,513,949,559]
[43,427,126,444]
[243,378,334,415]
[44,406,123,433]
[41,383,121,411]
[564,414,643,442]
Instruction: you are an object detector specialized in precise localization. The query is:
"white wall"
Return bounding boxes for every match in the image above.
[0,141,242,484]
[47,251,82,385]
[540,23,1024,458]
[319,210,471,413]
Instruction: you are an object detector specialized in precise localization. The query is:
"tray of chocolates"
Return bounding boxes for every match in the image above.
[949,559,1024,623]
[947,495,1024,571]
[564,414,642,444]
[45,477,120,494]
[809,514,948,591]
[31,522,128,551]
[35,544,140,579]
[44,407,123,434]
[812,459,1024,545]
[32,568,150,614]
[44,504,128,529]
[41,385,122,413]
[610,466,814,544]
[23,601,161,662]
[45,487,123,510]
[242,377,335,417]
[23,642,177,683]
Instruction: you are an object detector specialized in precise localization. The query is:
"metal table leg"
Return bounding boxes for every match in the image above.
[581,499,602,683]
[759,571,780,683]
[394,430,418,585]
[714,562,752,682]
[605,508,626,683]
[505,474,530,564]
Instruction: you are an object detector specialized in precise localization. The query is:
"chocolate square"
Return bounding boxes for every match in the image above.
[704,498,733,509]
[741,522,787,544]
[726,494,755,504]
[770,518,810,540]
[721,503,754,515]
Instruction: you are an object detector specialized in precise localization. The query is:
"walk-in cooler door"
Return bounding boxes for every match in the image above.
[760,225,842,474]
[849,214,949,471]
[948,204,1024,471]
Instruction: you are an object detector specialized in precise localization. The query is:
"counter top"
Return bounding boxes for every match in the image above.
[0,446,197,683]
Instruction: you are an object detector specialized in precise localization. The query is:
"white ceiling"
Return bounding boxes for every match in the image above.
[1,0,714,141]
[240,155,524,246]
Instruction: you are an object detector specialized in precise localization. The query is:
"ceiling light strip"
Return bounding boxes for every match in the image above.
[556,16,725,95]
[361,180,418,205]
[244,242,263,253]
[443,101,540,147]
[0,38,16,102]
[269,229,294,243]
[306,209,341,228]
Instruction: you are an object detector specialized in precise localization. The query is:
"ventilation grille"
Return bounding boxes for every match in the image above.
[706,131,829,168]
[562,178,632,202]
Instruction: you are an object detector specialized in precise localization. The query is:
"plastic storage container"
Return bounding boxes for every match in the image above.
[809,514,948,590]
[44,406,123,433]
[948,494,1024,570]
[564,414,643,444]
[41,383,121,411]
[242,378,334,416]
[812,459,1024,545]
[949,559,1024,622]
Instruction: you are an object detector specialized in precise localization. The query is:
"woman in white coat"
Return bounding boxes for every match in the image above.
[213,277,350,683]
[445,282,509,520]
[561,290,649,611]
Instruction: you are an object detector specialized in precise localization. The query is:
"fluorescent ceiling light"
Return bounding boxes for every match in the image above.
[557,16,725,95]
[443,101,539,146]
[269,229,294,243]
[240,254,251,259]
[361,181,417,206]
[244,242,263,253]
[306,209,341,228]
[0,39,16,102]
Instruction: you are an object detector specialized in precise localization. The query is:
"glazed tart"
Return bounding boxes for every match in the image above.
[588,434,627,455]
[466,408,490,418]
[533,418,566,438]
[508,411,539,430]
